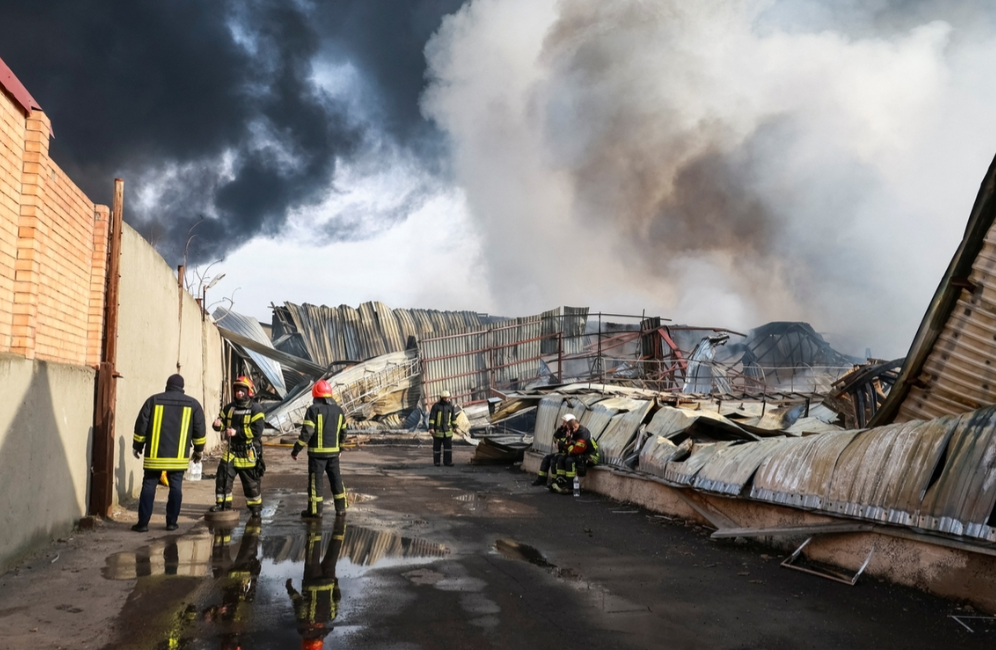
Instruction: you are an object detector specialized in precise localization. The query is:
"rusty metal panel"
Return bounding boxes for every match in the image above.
[823,418,955,525]
[917,406,996,541]
[597,399,655,467]
[749,430,860,509]
[693,438,790,496]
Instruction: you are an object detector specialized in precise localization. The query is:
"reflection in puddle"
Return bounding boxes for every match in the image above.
[103,519,450,648]
[493,539,554,568]
[455,493,488,502]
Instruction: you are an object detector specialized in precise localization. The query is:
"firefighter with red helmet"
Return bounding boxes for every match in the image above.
[211,376,266,515]
[286,517,346,646]
[551,414,600,494]
[292,379,349,518]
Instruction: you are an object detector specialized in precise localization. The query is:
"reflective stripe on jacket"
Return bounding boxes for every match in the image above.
[133,388,207,470]
[296,399,348,456]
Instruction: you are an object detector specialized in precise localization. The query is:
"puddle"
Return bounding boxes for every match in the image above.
[493,539,555,569]
[103,520,452,648]
[455,493,488,502]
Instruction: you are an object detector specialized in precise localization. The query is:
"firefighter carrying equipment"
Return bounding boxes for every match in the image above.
[133,378,207,471]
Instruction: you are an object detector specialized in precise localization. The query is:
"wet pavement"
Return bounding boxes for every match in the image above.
[3,443,996,649]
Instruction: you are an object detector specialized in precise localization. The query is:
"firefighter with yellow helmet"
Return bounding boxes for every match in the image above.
[428,389,458,466]
[211,375,266,515]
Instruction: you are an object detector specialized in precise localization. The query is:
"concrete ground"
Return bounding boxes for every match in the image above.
[1,441,993,649]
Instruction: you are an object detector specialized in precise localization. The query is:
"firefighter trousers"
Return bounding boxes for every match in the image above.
[537,452,563,479]
[138,469,184,527]
[432,434,453,466]
[215,458,262,511]
[306,455,347,516]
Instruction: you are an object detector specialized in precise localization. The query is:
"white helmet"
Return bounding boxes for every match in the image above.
[440,390,451,398]
[561,413,577,422]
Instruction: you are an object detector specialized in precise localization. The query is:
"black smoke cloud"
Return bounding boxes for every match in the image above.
[0,0,466,264]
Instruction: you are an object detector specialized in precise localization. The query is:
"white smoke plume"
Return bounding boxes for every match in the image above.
[422,0,996,357]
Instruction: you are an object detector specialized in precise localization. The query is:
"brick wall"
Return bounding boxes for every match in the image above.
[0,90,109,365]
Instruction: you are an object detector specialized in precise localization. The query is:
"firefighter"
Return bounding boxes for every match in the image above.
[132,374,207,532]
[287,517,346,647]
[211,376,265,515]
[428,390,458,466]
[292,379,349,518]
[551,414,600,494]
[532,413,574,486]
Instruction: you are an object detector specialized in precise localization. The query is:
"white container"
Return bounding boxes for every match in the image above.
[186,460,203,481]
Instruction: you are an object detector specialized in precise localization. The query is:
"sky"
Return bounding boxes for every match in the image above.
[3,0,996,358]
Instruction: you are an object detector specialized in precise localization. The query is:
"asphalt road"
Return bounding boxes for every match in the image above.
[2,443,993,649]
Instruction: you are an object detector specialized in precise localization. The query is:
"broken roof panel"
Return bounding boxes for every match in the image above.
[596,399,655,467]
[530,396,565,455]
[749,430,861,509]
[693,438,792,496]
[214,307,287,398]
[917,406,996,541]
[823,418,954,525]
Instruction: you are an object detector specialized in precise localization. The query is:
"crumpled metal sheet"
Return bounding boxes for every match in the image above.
[749,430,860,509]
[824,418,954,525]
[917,406,996,540]
[213,307,287,398]
[595,399,655,468]
[693,438,791,496]
[664,442,733,485]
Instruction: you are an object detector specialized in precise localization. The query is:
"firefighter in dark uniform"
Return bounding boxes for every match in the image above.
[211,376,265,515]
[532,413,575,486]
[203,515,262,648]
[287,517,346,649]
[428,390,458,466]
[132,374,207,532]
[292,379,349,518]
[551,415,600,494]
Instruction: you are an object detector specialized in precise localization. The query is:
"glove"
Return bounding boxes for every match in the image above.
[291,449,299,460]
[191,452,202,463]
[133,449,141,460]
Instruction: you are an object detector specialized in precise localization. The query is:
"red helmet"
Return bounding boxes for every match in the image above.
[302,639,324,650]
[233,376,256,397]
[312,380,333,399]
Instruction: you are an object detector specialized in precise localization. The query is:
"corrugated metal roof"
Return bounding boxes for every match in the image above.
[274,301,486,367]
[693,438,790,496]
[213,307,287,398]
[265,350,417,435]
[664,442,732,485]
[749,431,860,509]
[917,406,996,540]
[532,396,565,454]
[873,153,996,425]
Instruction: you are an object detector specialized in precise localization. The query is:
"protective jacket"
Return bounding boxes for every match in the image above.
[214,400,265,468]
[133,387,207,471]
[294,398,348,457]
[566,425,598,459]
[429,400,458,436]
[553,425,571,453]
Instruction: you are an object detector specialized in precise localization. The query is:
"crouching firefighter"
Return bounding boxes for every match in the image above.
[428,390,458,466]
[532,413,574,486]
[211,376,265,515]
[286,517,346,649]
[551,415,600,494]
[292,379,349,518]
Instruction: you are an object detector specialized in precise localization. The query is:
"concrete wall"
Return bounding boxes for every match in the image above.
[113,223,224,504]
[0,353,94,572]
